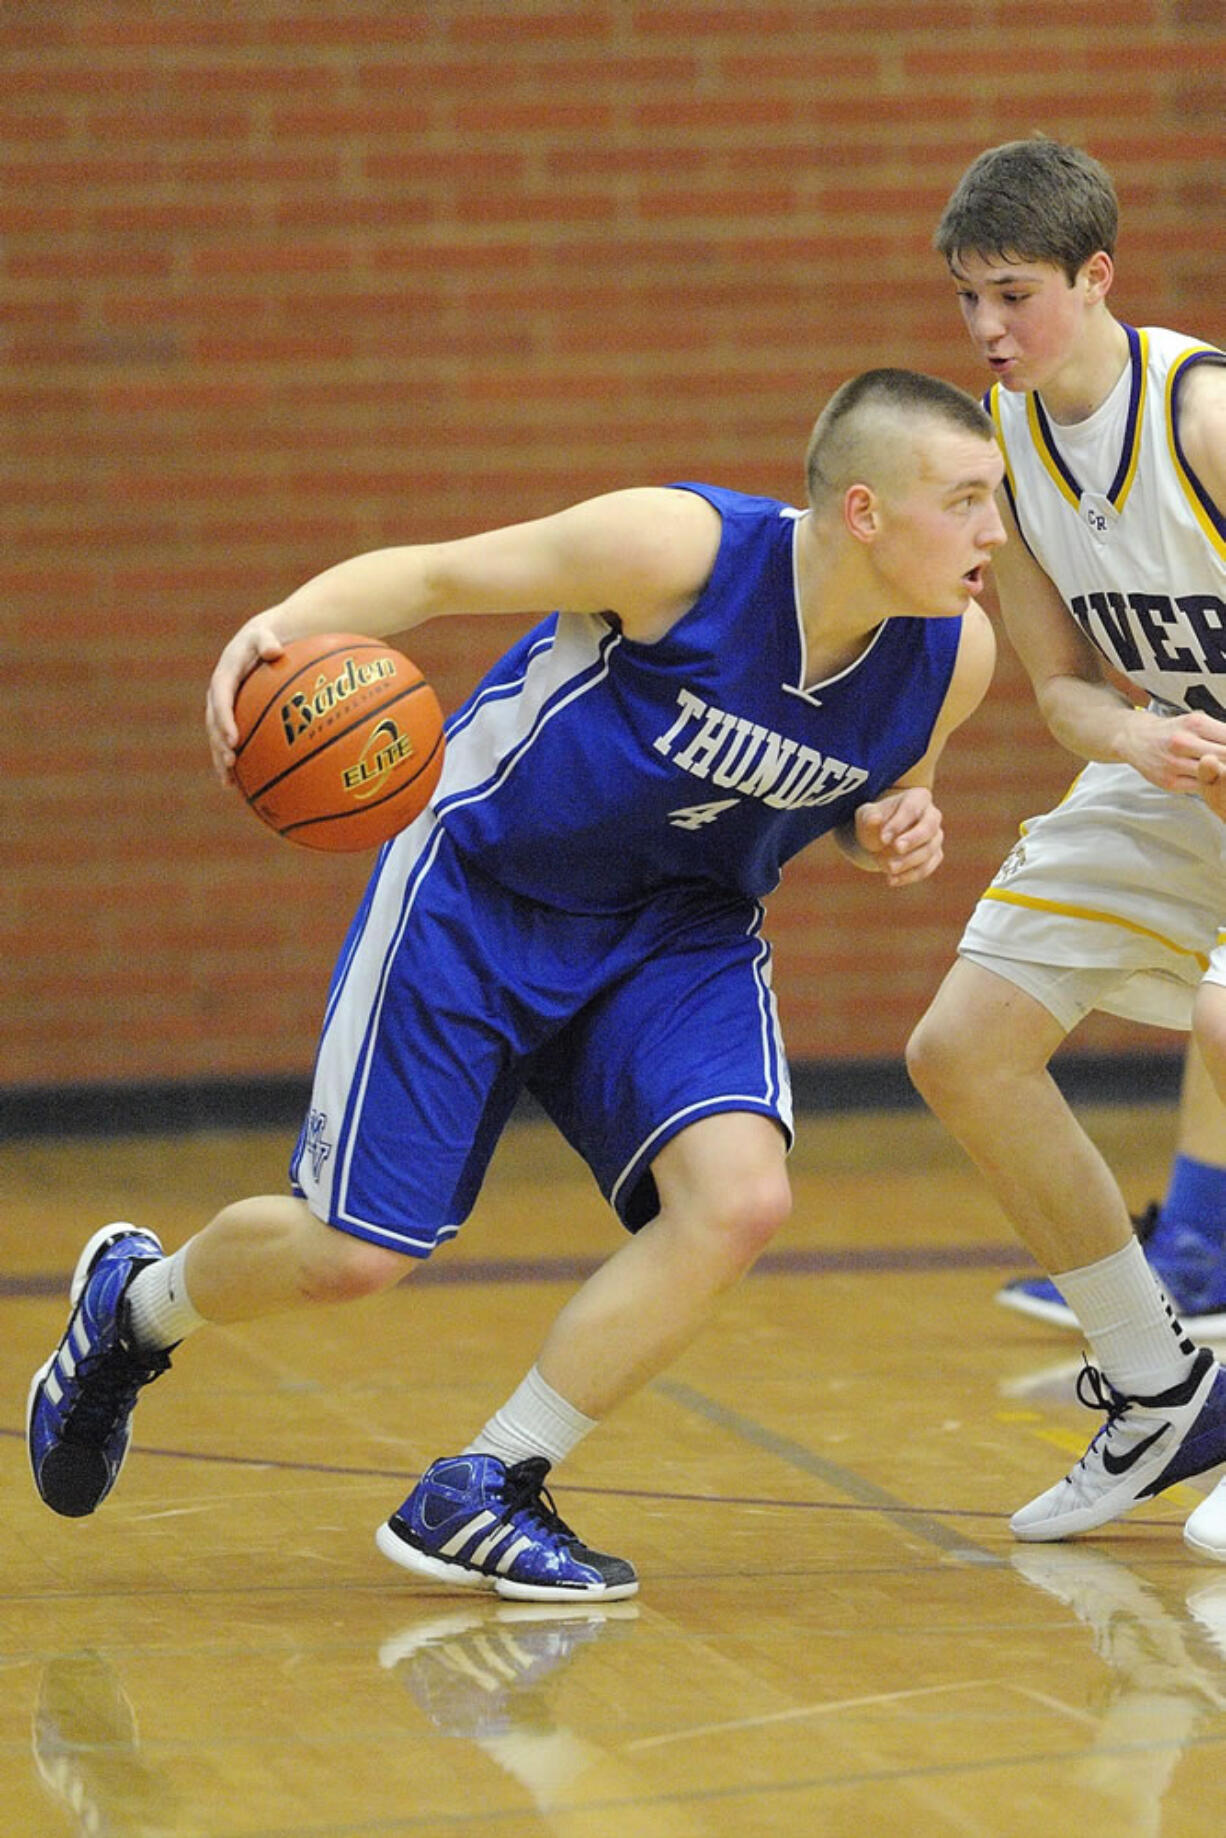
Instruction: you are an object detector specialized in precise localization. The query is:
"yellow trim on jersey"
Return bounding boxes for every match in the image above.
[1111,328,1147,513]
[980,887,1211,970]
[987,385,1016,500]
[1015,333,1148,516]
[1166,344,1226,563]
[1024,393,1080,510]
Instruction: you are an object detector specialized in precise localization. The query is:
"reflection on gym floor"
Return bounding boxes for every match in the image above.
[9,1107,1226,1836]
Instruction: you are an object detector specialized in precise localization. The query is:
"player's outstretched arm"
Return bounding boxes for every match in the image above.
[206,488,723,782]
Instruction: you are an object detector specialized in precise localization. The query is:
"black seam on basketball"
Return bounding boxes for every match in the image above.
[280,728,445,835]
[241,679,433,803]
[232,640,397,766]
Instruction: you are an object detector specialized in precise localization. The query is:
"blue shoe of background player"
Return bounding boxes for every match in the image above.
[28,1224,173,1517]
[376,1454,639,1601]
[997,1203,1226,1338]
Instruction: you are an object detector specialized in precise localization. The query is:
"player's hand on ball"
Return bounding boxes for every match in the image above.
[206,616,287,784]
[855,786,944,887]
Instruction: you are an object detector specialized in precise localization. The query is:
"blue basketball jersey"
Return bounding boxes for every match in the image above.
[292,483,965,1250]
[429,483,963,911]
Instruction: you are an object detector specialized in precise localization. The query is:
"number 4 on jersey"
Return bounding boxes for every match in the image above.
[668,798,741,830]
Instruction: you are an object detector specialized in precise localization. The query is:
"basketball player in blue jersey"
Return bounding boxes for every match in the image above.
[28,367,1002,1599]
[906,137,1226,1559]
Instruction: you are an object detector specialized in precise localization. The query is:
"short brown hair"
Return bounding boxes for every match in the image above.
[935,136,1118,283]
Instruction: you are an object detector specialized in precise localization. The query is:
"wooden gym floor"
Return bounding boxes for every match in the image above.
[4,1099,1226,1837]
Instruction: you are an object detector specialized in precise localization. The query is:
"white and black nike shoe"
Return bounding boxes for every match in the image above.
[1012,1346,1226,1542]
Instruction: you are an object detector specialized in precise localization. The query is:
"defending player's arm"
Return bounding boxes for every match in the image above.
[206,488,723,780]
[835,600,996,887]
[996,479,1226,795]
[1178,362,1226,817]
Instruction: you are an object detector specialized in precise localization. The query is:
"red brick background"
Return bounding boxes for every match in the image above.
[4,0,1223,1090]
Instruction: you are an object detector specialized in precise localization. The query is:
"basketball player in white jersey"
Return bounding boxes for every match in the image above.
[28,369,1003,1599]
[906,137,1226,1558]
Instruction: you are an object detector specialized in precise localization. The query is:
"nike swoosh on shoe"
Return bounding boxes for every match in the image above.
[1101,1421,1171,1476]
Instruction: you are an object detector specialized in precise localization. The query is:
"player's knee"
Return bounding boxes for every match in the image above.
[705,1165,793,1271]
[906,1005,974,1110]
[904,1009,940,1097]
[295,1225,408,1305]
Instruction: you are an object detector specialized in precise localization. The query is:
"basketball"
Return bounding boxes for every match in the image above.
[231,634,445,852]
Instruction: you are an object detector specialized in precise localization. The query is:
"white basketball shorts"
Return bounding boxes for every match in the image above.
[957,760,1226,1032]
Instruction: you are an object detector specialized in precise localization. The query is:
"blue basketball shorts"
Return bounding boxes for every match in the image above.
[290,822,793,1256]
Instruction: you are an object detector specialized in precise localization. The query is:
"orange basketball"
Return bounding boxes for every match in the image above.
[231,634,445,852]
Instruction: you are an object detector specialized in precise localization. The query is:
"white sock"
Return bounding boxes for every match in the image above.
[1054,1237,1196,1396]
[124,1245,206,1351]
[464,1366,596,1469]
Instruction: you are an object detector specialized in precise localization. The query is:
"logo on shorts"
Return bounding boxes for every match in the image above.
[995,837,1027,883]
[305,1109,333,1182]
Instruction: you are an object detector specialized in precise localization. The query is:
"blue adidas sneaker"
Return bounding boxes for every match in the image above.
[376,1454,639,1602]
[997,1204,1226,1338]
[28,1224,172,1518]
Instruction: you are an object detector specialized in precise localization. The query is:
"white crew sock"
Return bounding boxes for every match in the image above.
[464,1366,597,1469]
[1053,1236,1196,1397]
[124,1244,206,1351]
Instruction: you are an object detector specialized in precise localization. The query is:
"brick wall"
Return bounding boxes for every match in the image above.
[4,0,1222,1089]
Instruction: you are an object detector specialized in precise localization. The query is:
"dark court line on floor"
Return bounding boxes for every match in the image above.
[0,1421,1182,1545]
[221,1724,1226,1836]
[654,1376,1005,1565]
[1,1239,1028,1300]
[0,1415,1003,1528]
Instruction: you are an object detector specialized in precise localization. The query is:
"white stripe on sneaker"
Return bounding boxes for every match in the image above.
[469,1525,518,1566]
[439,1510,496,1558]
[495,1536,533,1575]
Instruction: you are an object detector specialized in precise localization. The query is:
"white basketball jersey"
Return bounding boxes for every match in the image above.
[990,325,1226,718]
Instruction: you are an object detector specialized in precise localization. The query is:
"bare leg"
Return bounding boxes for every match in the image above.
[1192,988,1226,1126]
[907,958,1134,1272]
[535,1112,791,1418]
[182,1195,410,1322]
[375,1111,791,1597]
[908,960,1226,1548]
